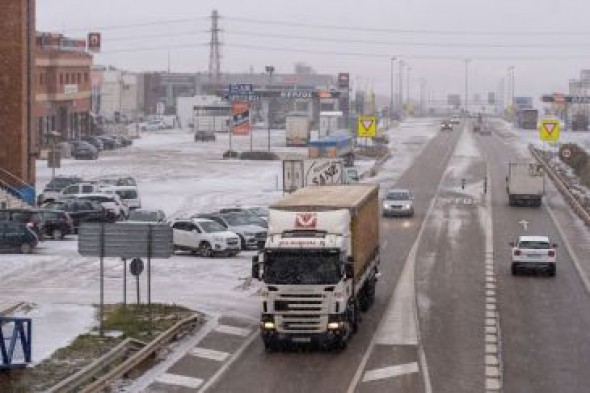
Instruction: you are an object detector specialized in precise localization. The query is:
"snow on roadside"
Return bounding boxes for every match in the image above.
[1,120,439,363]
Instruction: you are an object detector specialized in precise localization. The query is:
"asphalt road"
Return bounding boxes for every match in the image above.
[138,118,590,393]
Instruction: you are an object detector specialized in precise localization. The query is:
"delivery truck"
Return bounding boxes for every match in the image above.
[506,162,545,207]
[252,184,380,350]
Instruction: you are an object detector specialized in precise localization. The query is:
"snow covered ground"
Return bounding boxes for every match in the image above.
[1,121,440,363]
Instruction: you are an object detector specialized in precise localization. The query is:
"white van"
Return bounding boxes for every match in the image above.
[105,186,141,210]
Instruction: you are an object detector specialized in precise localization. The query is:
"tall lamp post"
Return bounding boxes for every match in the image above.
[406,66,412,114]
[508,66,515,119]
[265,65,275,151]
[465,59,471,115]
[390,56,397,120]
[398,60,405,119]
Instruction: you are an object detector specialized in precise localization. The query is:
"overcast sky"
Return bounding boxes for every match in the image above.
[37,0,590,104]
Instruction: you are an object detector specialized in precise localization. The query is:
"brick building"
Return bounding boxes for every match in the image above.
[34,32,93,150]
[0,0,36,189]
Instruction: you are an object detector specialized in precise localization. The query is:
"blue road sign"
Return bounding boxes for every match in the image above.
[0,317,32,369]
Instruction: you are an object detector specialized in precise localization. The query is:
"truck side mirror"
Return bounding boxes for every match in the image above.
[345,262,354,279]
[509,241,515,247]
[252,255,260,280]
[552,243,558,248]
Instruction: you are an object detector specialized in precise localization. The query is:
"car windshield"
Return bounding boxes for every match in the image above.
[248,207,268,217]
[200,221,226,233]
[519,241,551,249]
[222,213,260,226]
[386,192,410,200]
[264,250,341,285]
[128,211,158,222]
[115,189,138,199]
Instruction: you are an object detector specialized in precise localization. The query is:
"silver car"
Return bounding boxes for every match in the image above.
[383,188,414,217]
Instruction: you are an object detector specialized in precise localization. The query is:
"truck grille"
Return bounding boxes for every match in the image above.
[274,293,327,333]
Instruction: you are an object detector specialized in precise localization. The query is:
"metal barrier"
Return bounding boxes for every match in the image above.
[529,144,590,226]
[0,317,32,369]
[47,314,200,393]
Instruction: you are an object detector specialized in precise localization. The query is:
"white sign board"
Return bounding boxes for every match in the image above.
[283,159,344,192]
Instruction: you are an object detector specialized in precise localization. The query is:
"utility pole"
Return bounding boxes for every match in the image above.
[208,10,222,94]
[265,65,274,151]
[406,66,412,113]
[420,78,426,116]
[465,59,471,115]
[390,56,396,120]
[398,60,404,119]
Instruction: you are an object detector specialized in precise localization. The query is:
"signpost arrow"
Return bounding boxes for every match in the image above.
[518,219,529,231]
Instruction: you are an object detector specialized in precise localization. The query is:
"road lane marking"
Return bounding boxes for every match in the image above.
[156,373,204,389]
[214,324,251,337]
[362,362,419,382]
[190,347,230,362]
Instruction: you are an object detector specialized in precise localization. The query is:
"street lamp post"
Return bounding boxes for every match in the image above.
[406,66,412,114]
[465,59,471,115]
[265,65,275,151]
[398,60,404,119]
[390,56,396,120]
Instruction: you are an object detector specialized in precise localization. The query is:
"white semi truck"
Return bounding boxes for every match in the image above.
[252,184,380,350]
[506,162,545,207]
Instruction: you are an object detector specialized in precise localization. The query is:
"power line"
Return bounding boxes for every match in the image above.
[226,16,590,37]
[57,15,208,33]
[225,30,590,49]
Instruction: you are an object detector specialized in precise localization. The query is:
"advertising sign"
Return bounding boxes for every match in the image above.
[338,73,350,89]
[64,84,78,95]
[88,32,101,52]
[283,159,344,192]
[232,102,250,136]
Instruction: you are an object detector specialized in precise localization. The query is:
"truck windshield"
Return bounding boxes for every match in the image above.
[264,251,341,285]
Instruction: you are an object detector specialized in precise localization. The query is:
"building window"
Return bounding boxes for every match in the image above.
[77,73,81,84]
[84,72,89,83]
[39,73,43,85]
[60,73,63,84]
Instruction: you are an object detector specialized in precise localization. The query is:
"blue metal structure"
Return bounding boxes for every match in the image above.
[0,317,32,369]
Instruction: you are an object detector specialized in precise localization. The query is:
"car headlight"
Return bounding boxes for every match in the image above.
[382,203,390,209]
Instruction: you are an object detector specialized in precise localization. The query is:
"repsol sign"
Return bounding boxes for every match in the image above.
[280,90,313,99]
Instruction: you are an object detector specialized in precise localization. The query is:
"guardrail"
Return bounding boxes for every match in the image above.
[529,144,590,226]
[48,314,200,393]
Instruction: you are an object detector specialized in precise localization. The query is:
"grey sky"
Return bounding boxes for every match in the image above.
[37,0,590,103]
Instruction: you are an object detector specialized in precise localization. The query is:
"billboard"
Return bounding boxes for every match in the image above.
[232,102,250,135]
[88,32,101,52]
[338,73,350,89]
[514,97,533,109]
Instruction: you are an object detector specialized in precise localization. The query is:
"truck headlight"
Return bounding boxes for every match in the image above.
[327,322,342,330]
[263,321,275,330]
[261,314,275,330]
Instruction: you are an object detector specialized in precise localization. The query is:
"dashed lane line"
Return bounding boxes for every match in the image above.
[189,347,231,362]
[155,373,204,389]
[214,324,251,337]
[362,362,420,383]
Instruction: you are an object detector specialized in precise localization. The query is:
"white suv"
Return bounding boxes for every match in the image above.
[171,218,241,257]
[510,235,557,276]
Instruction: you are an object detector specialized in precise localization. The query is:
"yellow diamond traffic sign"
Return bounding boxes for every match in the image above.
[539,119,560,141]
[358,116,377,137]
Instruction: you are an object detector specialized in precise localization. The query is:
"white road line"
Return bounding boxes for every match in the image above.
[214,324,251,337]
[362,362,419,383]
[190,347,230,362]
[155,373,204,389]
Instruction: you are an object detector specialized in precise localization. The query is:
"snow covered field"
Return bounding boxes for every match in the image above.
[1,121,440,362]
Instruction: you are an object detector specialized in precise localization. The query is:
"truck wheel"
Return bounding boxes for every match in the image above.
[511,263,518,276]
[360,278,376,312]
[263,337,278,352]
[548,265,556,277]
[508,196,515,206]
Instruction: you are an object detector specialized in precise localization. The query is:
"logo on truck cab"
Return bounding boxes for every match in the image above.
[295,212,317,229]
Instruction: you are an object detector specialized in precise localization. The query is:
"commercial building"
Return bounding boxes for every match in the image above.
[34,32,93,149]
[97,66,144,122]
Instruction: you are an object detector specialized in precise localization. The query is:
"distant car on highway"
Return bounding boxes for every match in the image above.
[510,235,557,276]
[440,119,453,132]
[450,116,461,125]
[479,123,492,135]
[382,188,414,217]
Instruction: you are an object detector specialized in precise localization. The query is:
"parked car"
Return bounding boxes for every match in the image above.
[43,200,108,232]
[95,176,137,187]
[171,218,241,257]
[510,235,557,276]
[105,185,141,210]
[38,209,75,240]
[56,182,109,202]
[193,212,267,250]
[0,208,45,240]
[127,209,166,223]
[382,188,414,217]
[118,135,133,147]
[0,222,38,254]
[218,207,268,228]
[70,141,98,160]
[194,130,216,142]
[96,135,117,150]
[77,193,129,220]
[38,176,83,204]
[245,207,269,223]
[81,136,104,151]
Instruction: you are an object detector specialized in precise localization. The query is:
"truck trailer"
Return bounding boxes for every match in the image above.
[506,162,545,207]
[252,184,380,350]
[308,135,355,167]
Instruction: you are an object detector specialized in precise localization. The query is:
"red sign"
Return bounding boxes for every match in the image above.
[232,102,250,135]
[294,213,317,229]
[88,32,101,52]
